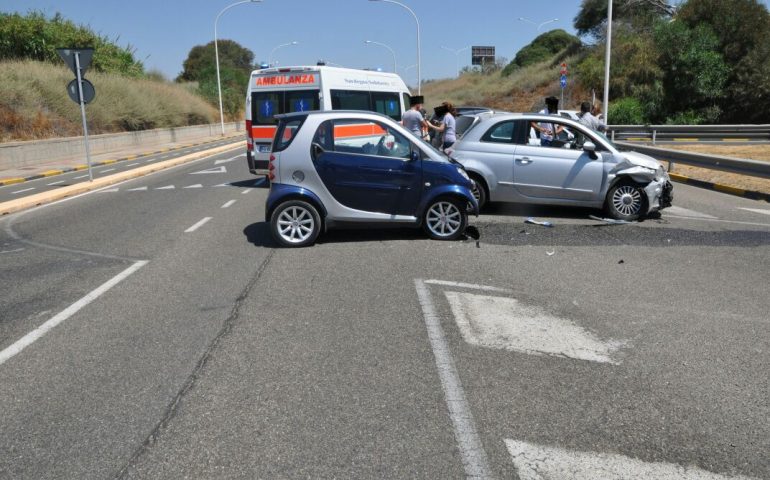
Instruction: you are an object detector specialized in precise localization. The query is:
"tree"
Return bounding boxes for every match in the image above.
[502,29,582,76]
[574,0,674,37]
[177,40,254,82]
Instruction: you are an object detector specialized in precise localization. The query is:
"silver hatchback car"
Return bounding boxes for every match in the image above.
[450,113,673,220]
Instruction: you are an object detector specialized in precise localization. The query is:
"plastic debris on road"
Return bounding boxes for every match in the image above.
[525,217,553,227]
[588,215,632,225]
[546,250,556,256]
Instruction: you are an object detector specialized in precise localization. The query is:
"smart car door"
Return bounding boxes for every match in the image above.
[512,121,604,201]
[312,119,422,215]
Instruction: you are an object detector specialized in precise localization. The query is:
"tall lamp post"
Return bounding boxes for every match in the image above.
[440,45,469,77]
[368,0,421,94]
[603,0,613,124]
[518,17,559,31]
[269,41,299,67]
[215,0,261,136]
[364,40,397,72]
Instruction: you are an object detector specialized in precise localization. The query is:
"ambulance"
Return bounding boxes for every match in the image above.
[245,65,411,176]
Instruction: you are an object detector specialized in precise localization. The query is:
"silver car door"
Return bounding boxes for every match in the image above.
[512,121,604,201]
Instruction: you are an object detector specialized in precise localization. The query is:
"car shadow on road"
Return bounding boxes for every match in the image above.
[481,202,601,219]
[229,178,269,190]
[244,221,430,248]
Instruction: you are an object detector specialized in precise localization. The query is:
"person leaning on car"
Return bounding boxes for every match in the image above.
[531,96,563,147]
[578,101,607,133]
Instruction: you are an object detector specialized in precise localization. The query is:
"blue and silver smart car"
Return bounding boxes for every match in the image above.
[265,111,478,247]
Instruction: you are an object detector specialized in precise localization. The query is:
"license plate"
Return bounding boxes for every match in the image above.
[258,145,271,153]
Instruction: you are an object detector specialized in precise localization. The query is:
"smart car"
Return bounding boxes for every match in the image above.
[265,111,478,247]
[450,112,673,220]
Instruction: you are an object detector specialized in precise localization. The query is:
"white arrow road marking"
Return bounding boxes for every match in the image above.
[215,155,243,165]
[505,439,756,480]
[0,261,148,366]
[445,291,625,364]
[738,207,770,216]
[425,279,513,293]
[190,166,226,174]
[184,184,203,189]
[666,206,717,219]
[127,186,148,191]
[155,185,175,190]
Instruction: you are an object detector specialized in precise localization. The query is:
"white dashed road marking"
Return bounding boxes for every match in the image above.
[184,184,203,189]
[184,217,212,233]
[126,163,139,166]
[11,188,35,194]
[74,174,89,179]
[47,180,65,186]
[0,261,148,366]
[241,189,251,194]
[505,439,757,480]
[738,207,770,216]
[127,186,148,191]
[221,200,236,208]
[100,168,115,173]
[190,166,227,175]
[215,155,243,165]
[156,185,175,190]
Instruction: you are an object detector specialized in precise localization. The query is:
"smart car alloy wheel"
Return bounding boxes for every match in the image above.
[270,200,321,247]
[424,198,467,240]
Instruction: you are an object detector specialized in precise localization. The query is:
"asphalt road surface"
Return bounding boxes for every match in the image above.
[1,146,768,479]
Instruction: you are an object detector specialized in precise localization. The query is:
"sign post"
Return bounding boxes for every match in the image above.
[57,48,95,182]
[559,63,568,107]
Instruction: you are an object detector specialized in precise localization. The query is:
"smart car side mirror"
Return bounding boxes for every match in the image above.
[410,150,420,162]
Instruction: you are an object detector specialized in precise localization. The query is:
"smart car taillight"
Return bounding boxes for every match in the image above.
[268,154,276,181]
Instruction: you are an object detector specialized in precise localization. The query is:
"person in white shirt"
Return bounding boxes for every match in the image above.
[401,95,428,139]
[531,96,562,146]
[578,101,607,132]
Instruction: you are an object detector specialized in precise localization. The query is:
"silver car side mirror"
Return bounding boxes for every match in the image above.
[583,141,596,152]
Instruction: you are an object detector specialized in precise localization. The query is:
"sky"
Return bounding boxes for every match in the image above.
[3,0,770,86]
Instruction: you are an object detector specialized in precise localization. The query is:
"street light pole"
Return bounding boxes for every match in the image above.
[440,45,469,77]
[603,0,613,124]
[215,0,260,136]
[518,17,559,31]
[269,41,299,67]
[368,0,421,94]
[365,40,397,73]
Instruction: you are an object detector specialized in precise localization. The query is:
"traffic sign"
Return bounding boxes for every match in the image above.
[560,75,567,88]
[57,48,94,77]
[67,78,96,104]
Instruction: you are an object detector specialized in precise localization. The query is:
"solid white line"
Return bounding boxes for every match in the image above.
[11,187,35,194]
[413,279,493,479]
[738,207,770,216]
[0,260,148,366]
[221,200,236,209]
[47,180,65,186]
[185,217,212,233]
[425,279,513,293]
[665,214,770,228]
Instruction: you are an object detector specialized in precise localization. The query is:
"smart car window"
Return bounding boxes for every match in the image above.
[330,119,410,160]
[273,117,304,152]
[312,120,334,151]
[481,120,516,143]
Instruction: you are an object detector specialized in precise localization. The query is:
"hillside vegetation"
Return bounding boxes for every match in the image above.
[0,60,216,142]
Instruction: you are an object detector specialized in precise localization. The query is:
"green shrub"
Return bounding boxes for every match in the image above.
[607,97,646,124]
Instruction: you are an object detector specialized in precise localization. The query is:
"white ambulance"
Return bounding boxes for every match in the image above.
[245,65,411,176]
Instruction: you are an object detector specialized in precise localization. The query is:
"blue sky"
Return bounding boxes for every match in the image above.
[3,0,770,85]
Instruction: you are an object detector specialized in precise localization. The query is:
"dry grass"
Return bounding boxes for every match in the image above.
[0,60,217,142]
[664,144,770,195]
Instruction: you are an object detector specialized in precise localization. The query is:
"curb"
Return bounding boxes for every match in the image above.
[668,173,770,202]
[0,134,242,187]
[0,143,243,216]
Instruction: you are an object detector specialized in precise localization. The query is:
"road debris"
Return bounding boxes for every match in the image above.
[525,217,553,227]
[588,215,632,225]
[546,250,556,256]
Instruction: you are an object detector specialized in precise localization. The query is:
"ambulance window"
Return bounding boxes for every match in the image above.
[372,92,402,121]
[285,90,319,114]
[252,92,281,125]
[330,90,370,111]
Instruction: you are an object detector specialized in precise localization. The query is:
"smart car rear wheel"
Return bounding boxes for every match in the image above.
[606,181,646,221]
[271,200,321,247]
[423,197,467,241]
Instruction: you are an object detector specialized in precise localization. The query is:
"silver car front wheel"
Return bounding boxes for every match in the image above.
[606,182,646,221]
[423,198,467,240]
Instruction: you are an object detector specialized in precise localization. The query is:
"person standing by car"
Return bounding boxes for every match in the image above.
[578,101,607,132]
[402,95,428,139]
[427,101,457,151]
[531,96,563,146]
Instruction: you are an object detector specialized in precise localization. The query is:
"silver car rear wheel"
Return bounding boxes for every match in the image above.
[271,200,321,247]
[424,198,467,240]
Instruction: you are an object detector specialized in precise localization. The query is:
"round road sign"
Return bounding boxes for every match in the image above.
[67,78,96,104]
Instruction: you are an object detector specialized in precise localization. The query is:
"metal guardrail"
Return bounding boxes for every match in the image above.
[607,124,770,143]
[615,141,770,179]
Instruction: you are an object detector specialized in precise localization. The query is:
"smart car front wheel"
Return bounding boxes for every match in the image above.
[423,197,467,241]
[270,200,321,247]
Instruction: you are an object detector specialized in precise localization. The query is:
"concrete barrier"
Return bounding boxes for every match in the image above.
[0,122,242,170]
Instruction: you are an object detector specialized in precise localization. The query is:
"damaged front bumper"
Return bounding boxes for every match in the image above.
[644,179,674,214]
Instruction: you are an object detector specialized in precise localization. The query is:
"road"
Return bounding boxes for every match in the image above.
[1,145,768,479]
